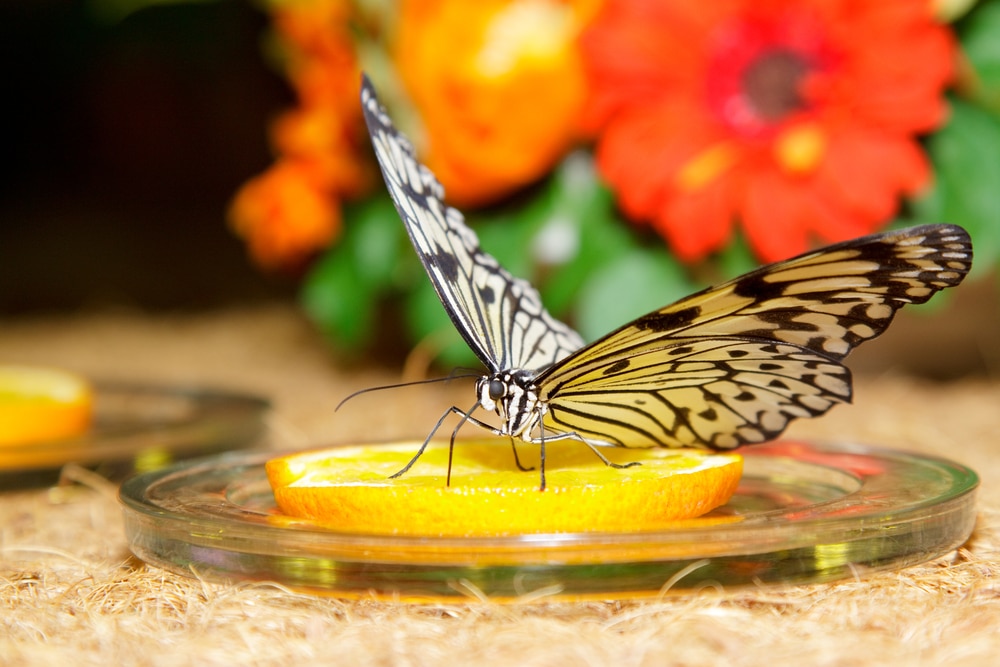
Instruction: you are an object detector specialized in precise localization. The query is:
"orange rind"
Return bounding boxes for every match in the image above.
[266,440,742,537]
[0,365,93,446]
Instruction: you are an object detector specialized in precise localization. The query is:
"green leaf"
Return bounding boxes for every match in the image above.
[912,97,1000,276]
[940,0,980,22]
[403,279,479,369]
[475,207,543,279]
[537,155,637,315]
[345,195,405,288]
[714,231,759,282]
[575,247,696,342]
[960,0,1000,113]
[299,196,407,351]
[300,246,376,351]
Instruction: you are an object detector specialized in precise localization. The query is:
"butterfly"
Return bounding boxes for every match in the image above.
[359,74,972,490]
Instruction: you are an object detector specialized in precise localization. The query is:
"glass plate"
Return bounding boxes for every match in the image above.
[0,382,269,487]
[120,440,977,602]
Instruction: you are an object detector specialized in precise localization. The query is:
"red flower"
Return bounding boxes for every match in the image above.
[581,0,954,262]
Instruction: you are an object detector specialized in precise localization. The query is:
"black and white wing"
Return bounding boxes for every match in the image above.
[537,225,973,449]
[360,74,584,374]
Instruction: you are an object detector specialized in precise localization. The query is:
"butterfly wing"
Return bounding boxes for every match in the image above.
[538,224,972,448]
[360,75,584,373]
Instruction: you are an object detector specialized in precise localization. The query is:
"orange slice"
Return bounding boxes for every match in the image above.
[0,365,94,446]
[266,440,743,536]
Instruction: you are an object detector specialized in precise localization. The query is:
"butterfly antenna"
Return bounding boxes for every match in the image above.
[336,373,480,412]
[389,400,481,483]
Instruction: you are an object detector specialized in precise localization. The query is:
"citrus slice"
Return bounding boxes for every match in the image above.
[0,365,94,446]
[266,440,743,536]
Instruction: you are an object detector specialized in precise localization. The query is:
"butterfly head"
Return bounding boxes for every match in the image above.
[476,370,542,440]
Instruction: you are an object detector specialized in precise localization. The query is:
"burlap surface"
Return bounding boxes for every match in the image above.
[1,305,998,666]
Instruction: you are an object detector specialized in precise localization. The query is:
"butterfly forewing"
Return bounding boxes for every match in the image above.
[564,225,971,365]
[360,75,584,374]
[538,224,972,449]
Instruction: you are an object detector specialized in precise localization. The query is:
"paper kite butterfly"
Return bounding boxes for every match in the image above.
[359,74,973,489]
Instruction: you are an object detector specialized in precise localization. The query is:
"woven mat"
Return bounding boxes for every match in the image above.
[1,305,998,666]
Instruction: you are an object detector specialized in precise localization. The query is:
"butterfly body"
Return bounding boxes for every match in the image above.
[359,74,972,489]
[477,370,544,440]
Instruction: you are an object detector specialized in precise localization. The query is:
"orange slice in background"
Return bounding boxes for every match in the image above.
[266,440,743,537]
[0,365,94,446]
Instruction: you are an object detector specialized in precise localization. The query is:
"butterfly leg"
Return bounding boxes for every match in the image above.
[507,438,535,473]
[578,438,642,470]
[539,433,546,492]
[445,408,537,483]
[392,400,550,486]
[534,409,547,491]
[529,431,642,470]
[446,400,483,486]
[389,402,477,479]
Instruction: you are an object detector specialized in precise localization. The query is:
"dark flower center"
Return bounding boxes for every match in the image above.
[742,50,809,122]
[704,14,829,138]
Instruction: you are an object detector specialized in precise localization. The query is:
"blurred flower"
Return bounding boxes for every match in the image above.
[270,103,369,195]
[395,0,599,206]
[933,0,977,22]
[230,0,368,270]
[581,0,955,262]
[229,160,339,270]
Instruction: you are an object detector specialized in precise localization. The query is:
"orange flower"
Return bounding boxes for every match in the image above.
[271,103,370,197]
[269,0,352,54]
[228,160,339,271]
[581,0,954,262]
[231,0,367,270]
[395,0,599,206]
[274,0,359,112]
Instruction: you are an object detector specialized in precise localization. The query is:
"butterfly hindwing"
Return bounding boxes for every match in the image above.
[360,75,584,373]
[541,338,851,448]
[538,225,972,449]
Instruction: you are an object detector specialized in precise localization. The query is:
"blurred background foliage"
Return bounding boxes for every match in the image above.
[1,0,998,377]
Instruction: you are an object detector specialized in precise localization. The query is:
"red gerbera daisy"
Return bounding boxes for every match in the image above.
[581,0,955,262]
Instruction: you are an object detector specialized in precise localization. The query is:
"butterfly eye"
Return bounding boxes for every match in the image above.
[488,379,506,402]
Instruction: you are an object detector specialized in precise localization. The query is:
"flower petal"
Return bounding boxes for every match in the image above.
[581,0,952,262]
[815,127,931,222]
[656,178,736,261]
[581,0,732,130]
[397,0,591,206]
[228,160,339,271]
[595,101,727,215]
